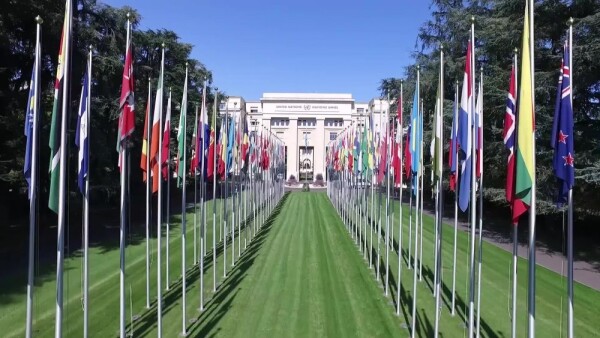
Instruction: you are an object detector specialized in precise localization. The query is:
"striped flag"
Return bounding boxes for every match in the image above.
[48,1,71,213]
[161,91,172,179]
[117,21,135,169]
[551,42,574,206]
[177,71,188,188]
[503,64,517,204]
[458,42,474,212]
[475,76,483,180]
[512,5,535,224]
[141,82,151,181]
[76,61,91,195]
[150,54,164,193]
[449,96,459,191]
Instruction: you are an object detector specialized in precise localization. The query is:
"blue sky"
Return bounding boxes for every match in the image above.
[103,0,431,102]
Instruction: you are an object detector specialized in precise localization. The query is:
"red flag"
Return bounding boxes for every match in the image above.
[404,129,412,179]
[141,91,150,181]
[207,129,216,179]
[160,93,171,179]
[503,64,517,204]
[117,36,135,168]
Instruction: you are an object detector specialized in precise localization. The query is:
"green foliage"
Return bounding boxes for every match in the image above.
[0,0,224,219]
[380,0,600,218]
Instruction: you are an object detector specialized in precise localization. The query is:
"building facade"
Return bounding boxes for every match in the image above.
[219,93,391,181]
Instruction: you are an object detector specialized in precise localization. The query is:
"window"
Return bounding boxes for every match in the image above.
[330,132,337,140]
[357,108,364,113]
[250,108,258,113]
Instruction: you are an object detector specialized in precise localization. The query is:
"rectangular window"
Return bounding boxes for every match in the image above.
[330,132,337,140]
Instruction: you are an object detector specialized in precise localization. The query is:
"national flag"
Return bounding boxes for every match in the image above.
[218,117,227,178]
[189,107,198,175]
[161,91,171,179]
[503,64,517,204]
[48,0,71,213]
[449,97,459,191]
[241,115,250,171]
[199,100,210,176]
[150,55,164,193]
[24,39,40,200]
[177,71,188,188]
[512,3,535,223]
[409,84,421,193]
[76,63,90,195]
[404,125,412,179]
[117,21,135,169]
[141,82,151,181]
[551,41,574,206]
[458,41,474,212]
[433,83,443,182]
[475,76,483,180]
[207,128,216,179]
[226,114,235,173]
[353,127,360,173]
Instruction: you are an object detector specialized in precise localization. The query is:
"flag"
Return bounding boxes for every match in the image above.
[177,72,188,188]
[207,128,216,179]
[161,91,172,179]
[190,107,198,175]
[226,114,235,173]
[141,83,151,181]
[475,77,483,179]
[24,42,40,199]
[513,3,535,223]
[551,42,574,206]
[409,85,421,193]
[241,115,250,171]
[433,83,443,182]
[48,1,71,213]
[404,125,412,180]
[353,127,360,173]
[117,22,135,168]
[458,42,474,212]
[76,64,90,195]
[199,101,210,175]
[503,64,517,204]
[150,56,164,193]
[218,117,227,178]
[449,97,459,191]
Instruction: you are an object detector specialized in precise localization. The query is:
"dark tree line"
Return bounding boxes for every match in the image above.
[0,0,223,223]
[379,0,600,227]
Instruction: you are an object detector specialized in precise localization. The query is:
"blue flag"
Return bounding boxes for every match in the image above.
[551,42,574,206]
[458,43,474,212]
[226,114,236,173]
[409,87,421,195]
[76,68,90,195]
[24,57,38,200]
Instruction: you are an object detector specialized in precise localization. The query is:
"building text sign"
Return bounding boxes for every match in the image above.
[275,104,339,112]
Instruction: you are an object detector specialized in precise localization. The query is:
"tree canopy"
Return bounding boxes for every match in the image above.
[380,0,600,221]
[0,0,222,221]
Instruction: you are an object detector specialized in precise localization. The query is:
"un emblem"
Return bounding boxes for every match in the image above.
[303,104,311,111]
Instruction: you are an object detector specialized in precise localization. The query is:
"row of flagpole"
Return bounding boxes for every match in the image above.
[21,2,287,337]
[325,2,576,337]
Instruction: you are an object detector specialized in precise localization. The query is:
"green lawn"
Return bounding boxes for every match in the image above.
[1,191,598,337]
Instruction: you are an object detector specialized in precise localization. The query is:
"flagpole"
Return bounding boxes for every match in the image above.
[166,89,172,290]
[223,100,229,278]
[145,77,152,309]
[55,2,72,336]
[212,92,218,293]
[476,66,484,338]
[451,80,459,316]
[511,49,519,337]
[385,94,391,296]
[156,43,165,338]
[419,98,424,281]
[411,65,420,338]
[199,81,207,311]
[25,16,42,338]
[179,63,189,336]
[82,45,92,338]
[566,17,574,338]
[193,105,198,266]
[396,79,404,316]
[468,17,478,338]
[527,1,537,336]
[434,45,444,338]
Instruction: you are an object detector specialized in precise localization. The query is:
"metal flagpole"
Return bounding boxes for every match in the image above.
[199,82,207,312]
[468,18,478,338]
[166,89,172,290]
[212,93,218,293]
[419,98,424,281]
[451,80,459,316]
[396,79,404,316]
[511,48,519,336]
[434,45,444,338]
[55,2,72,336]
[223,101,229,278]
[411,65,420,338]
[476,67,484,338]
[180,63,188,335]
[25,16,42,338]
[377,100,382,282]
[567,18,574,338]
[82,45,92,338]
[385,94,391,296]
[145,78,152,309]
[156,43,165,338]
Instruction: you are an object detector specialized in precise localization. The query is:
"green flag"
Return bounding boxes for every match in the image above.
[177,68,188,188]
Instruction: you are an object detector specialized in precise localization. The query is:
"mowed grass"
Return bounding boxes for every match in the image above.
[2,191,599,337]
[347,189,600,337]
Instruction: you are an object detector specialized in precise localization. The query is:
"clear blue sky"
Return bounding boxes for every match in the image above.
[103,0,431,102]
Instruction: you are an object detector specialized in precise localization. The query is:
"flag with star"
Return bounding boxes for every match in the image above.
[551,41,574,206]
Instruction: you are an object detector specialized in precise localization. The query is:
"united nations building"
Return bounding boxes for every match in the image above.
[219,93,391,181]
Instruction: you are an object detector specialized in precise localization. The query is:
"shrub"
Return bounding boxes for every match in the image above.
[315,173,323,181]
[302,183,310,192]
